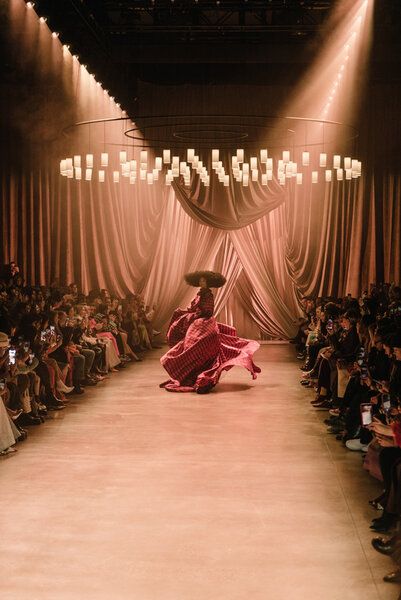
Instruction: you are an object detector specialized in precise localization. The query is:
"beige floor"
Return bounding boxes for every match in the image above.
[0,345,399,600]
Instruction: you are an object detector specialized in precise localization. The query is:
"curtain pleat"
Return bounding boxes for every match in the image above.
[1,159,400,339]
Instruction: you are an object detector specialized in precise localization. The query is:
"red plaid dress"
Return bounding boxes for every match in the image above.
[160,288,261,392]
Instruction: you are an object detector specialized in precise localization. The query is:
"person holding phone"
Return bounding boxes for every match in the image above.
[0,331,24,452]
[312,308,360,410]
[364,335,401,536]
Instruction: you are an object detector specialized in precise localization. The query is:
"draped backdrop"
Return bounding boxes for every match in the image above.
[1,0,401,339]
[1,151,401,339]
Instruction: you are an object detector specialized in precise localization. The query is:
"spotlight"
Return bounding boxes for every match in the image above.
[26,2,35,8]
[63,44,70,50]
[39,16,47,23]
[52,31,59,38]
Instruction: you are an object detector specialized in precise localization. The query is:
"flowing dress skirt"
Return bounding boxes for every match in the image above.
[160,309,261,393]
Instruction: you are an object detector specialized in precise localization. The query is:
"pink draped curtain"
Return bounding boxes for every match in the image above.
[172,153,285,230]
[2,161,401,339]
[2,6,401,339]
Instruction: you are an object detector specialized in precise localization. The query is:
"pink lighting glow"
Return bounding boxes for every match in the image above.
[274,0,374,182]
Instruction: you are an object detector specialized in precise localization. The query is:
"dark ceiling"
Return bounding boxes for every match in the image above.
[16,1,401,115]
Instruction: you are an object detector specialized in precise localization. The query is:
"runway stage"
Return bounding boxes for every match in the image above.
[0,345,397,600]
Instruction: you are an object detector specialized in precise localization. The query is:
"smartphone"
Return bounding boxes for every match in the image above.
[357,359,365,367]
[327,318,333,331]
[382,394,391,413]
[23,343,30,352]
[29,352,35,364]
[9,348,16,365]
[0,378,5,391]
[360,403,373,426]
[360,366,369,380]
[50,325,55,334]
[40,330,47,341]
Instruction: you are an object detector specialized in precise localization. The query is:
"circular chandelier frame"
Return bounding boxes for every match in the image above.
[63,114,359,150]
[60,114,362,187]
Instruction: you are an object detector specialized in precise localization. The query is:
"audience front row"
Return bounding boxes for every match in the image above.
[293,284,401,592]
[0,266,160,456]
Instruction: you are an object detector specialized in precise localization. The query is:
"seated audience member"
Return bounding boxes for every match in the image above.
[293,284,401,589]
[0,269,160,459]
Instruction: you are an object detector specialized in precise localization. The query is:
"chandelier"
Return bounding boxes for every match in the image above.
[59,115,362,187]
[60,148,362,187]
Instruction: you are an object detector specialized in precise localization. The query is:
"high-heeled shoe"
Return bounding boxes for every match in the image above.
[0,446,17,455]
[56,380,75,394]
[10,409,24,421]
[369,493,385,511]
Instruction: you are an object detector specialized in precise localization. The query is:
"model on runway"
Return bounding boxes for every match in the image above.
[160,270,261,393]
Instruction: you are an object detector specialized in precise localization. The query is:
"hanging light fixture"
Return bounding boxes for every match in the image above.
[59,147,362,188]
[302,151,310,166]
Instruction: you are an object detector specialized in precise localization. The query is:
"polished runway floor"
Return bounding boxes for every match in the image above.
[0,345,399,600]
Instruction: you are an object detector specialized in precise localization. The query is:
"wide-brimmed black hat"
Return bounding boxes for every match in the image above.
[184,271,226,288]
